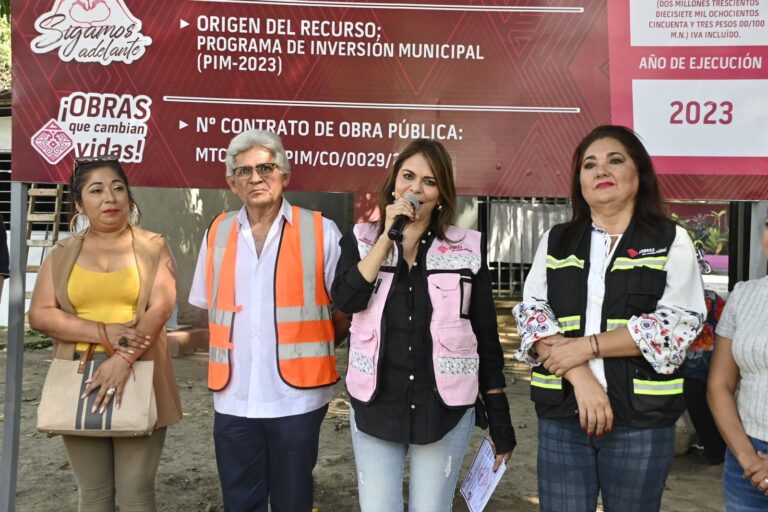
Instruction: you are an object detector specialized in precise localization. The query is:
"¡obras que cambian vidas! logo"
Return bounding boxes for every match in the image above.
[31,92,152,165]
[31,0,152,65]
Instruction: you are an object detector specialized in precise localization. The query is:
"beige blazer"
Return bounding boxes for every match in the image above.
[49,227,183,429]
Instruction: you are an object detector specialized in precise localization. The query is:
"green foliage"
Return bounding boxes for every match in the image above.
[0,15,9,90]
[0,1,7,23]
[675,209,729,255]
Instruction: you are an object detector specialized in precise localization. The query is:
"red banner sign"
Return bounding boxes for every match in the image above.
[11,1,768,198]
[608,0,768,199]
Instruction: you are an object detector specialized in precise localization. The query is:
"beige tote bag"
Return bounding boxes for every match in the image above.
[37,348,157,437]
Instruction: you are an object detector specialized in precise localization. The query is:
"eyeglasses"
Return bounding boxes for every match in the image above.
[73,154,120,173]
[232,163,280,181]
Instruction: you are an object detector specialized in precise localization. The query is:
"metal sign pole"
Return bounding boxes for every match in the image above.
[0,181,28,512]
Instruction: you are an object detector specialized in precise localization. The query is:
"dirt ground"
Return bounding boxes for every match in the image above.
[1,345,725,512]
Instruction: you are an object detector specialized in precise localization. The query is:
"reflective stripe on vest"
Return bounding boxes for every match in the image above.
[632,378,684,396]
[606,318,629,330]
[205,212,240,391]
[205,207,339,391]
[558,315,581,333]
[209,346,230,364]
[531,372,563,390]
[611,256,668,271]
[278,341,335,360]
[546,254,584,269]
[274,206,339,388]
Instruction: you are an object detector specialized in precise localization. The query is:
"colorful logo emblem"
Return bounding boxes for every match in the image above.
[31,0,152,65]
[31,120,75,164]
[627,248,639,258]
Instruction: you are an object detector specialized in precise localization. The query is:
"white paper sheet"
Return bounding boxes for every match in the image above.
[459,437,506,512]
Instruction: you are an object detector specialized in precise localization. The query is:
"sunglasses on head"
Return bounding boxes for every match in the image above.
[72,154,120,173]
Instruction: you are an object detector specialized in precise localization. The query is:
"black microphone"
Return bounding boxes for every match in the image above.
[387,194,421,241]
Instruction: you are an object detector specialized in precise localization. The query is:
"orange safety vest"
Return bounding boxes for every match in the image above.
[205,207,340,391]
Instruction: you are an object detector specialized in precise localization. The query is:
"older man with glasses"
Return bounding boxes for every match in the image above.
[188,129,345,512]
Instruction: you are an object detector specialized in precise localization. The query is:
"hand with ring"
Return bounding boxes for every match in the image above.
[81,356,133,413]
[104,320,151,356]
[743,451,768,495]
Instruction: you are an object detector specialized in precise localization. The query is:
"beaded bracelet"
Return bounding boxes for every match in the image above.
[590,333,601,358]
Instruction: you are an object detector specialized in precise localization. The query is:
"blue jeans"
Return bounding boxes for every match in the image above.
[537,418,675,512]
[350,407,474,512]
[723,435,768,512]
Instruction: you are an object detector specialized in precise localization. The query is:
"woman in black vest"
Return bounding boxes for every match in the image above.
[513,125,706,512]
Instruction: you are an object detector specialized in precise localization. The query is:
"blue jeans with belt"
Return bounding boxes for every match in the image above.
[723,435,768,512]
[537,418,676,512]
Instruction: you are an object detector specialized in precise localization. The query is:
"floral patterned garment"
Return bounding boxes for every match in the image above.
[512,300,562,366]
[683,290,725,380]
[628,306,706,374]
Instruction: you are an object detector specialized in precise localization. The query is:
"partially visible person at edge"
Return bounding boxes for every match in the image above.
[0,213,8,296]
[332,138,516,512]
[512,125,705,512]
[188,130,345,512]
[708,213,768,511]
[683,289,726,464]
[29,156,183,511]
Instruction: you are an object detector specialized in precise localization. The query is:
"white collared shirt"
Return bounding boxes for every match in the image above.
[189,198,342,418]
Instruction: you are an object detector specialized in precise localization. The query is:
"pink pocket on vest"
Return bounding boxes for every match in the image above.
[435,321,476,353]
[346,325,379,402]
[428,273,462,321]
[433,322,479,406]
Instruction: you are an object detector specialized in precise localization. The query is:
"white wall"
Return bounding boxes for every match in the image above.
[0,231,56,326]
[0,116,10,153]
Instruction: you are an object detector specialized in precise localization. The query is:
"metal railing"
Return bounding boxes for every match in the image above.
[479,196,571,298]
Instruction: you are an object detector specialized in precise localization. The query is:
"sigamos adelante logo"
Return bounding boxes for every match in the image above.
[31,0,152,65]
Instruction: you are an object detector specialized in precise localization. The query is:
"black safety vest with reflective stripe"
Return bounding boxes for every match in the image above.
[531,219,683,428]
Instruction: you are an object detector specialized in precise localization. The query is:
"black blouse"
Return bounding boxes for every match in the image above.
[331,226,506,445]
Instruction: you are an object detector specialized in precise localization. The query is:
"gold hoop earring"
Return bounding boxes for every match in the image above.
[69,213,90,239]
[128,204,140,226]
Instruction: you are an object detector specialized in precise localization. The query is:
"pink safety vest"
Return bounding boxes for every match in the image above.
[346,222,483,407]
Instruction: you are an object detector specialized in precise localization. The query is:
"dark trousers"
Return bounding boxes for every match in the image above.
[684,377,726,462]
[213,404,328,512]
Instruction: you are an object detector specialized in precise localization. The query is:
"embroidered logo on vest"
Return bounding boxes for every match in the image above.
[639,247,668,256]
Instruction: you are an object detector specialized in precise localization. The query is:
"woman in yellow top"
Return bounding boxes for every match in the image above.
[29,156,182,512]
